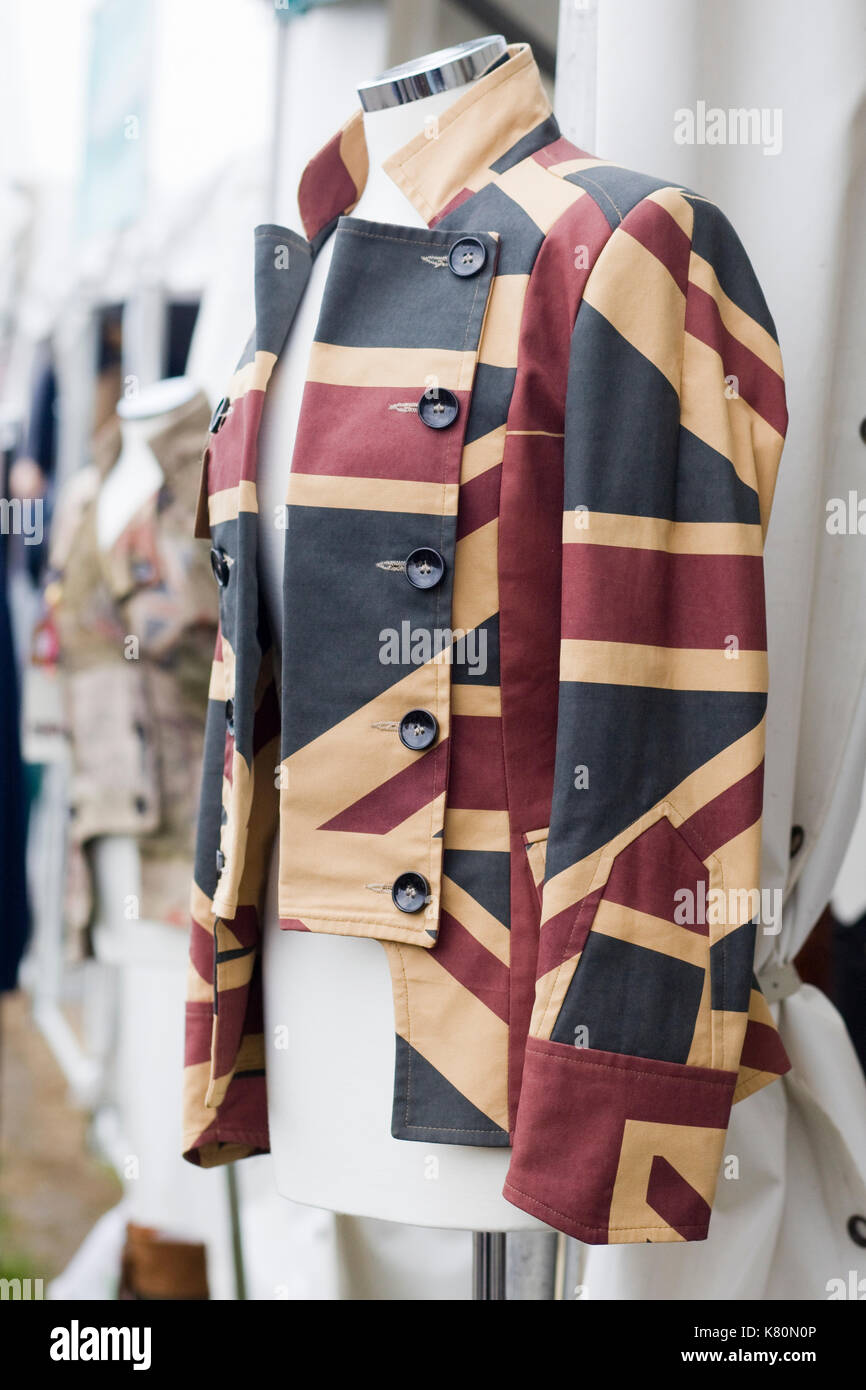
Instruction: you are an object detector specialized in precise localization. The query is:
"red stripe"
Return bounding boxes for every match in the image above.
[681,762,764,858]
[532,135,593,168]
[507,196,613,429]
[498,431,564,832]
[624,199,691,296]
[456,463,501,540]
[435,909,510,1023]
[298,128,358,241]
[207,389,265,491]
[508,829,542,1130]
[430,187,474,226]
[448,715,507,809]
[685,284,787,436]
[603,815,709,934]
[185,1000,216,1067]
[320,739,449,834]
[646,1154,711,1239]
[536,890,603,980]
[291,383,470,485]
[738,1016,790,1077]
[562,544,767,650]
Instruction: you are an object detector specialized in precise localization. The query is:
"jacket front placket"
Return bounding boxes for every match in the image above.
[276,217,501,952]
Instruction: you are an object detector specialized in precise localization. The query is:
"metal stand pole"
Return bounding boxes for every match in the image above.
[226,1164,247,1301]
[472,1231,506,1299]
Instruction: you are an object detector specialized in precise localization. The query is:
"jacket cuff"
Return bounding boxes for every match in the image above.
[503,1039,737,1244]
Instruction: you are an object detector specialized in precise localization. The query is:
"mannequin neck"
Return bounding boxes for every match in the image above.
[353,85,471,225]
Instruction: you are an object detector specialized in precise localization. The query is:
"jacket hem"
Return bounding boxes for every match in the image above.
[501,1181,710,1244]
[181,1128,270,1168]
[279,910,438,948]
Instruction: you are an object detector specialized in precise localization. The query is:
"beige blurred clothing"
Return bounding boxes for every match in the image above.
[49,391,217,934]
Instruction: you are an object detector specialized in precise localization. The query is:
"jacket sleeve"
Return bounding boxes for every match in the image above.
[504,188,791,1243]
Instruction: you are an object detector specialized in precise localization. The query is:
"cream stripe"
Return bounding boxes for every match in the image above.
[560,639,768,692]
[443,808,510,853]
[460,425,506,483]
[393,951,510,1129]
[452,518,499,636]
[477,274,527,368]
[689,251,784,376]
[307,343,467,391]
[494,157,584,234]
[441,875,510,964]
[563,510,763,555]
[583,229,685,390]
[207,660,226,703]
[681,332,783,531]
[287,473,459,516]
[531,954,581,1040]
[208,480,258,526]
[548,158,617,178]
[451,683,502,716]
[229,350,277,399]
[644,185,694,238]
[591,898,708,968]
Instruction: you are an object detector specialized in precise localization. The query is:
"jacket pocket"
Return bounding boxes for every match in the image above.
[547,804,721,1072]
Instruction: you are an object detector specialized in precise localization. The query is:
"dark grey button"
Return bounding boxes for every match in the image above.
[209,396,230,433]
[418,388,458,429]
[392,872,430,914]
[210,546,230,587]
[449,236,487,278]
[399,709,438,751]
[405,547,445,590]
[848,1214,866,1247]
[225,699,234,736]
[215,849,226,877]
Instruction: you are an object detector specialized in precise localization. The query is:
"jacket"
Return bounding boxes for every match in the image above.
[183,42,791,1244]
[48,392,217,934]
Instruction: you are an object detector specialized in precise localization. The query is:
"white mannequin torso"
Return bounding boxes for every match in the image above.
[97,377,197,549]
[258,86,543,1231]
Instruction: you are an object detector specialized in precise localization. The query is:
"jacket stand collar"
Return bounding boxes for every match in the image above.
[296,42,553,242]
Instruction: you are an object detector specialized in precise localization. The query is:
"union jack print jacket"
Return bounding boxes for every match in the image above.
[184,42,790,1244]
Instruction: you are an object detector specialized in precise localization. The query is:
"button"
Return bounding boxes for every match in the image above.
[392,872,430,914]
[448,236,487,278]
[405,547,445,590]
[209,396,230,433]
[847,1215,866,1248]
[210,546,230,587]
[418,388,459,429]
[215,849,226,877]
[225,699,234,736]
[399,709,438,751]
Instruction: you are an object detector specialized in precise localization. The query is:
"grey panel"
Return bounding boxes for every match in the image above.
[313,219,498,351]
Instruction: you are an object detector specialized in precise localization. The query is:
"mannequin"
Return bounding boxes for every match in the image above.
[258,41,545,1232]
[91,374,225,1272]
[97,377,199,548]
